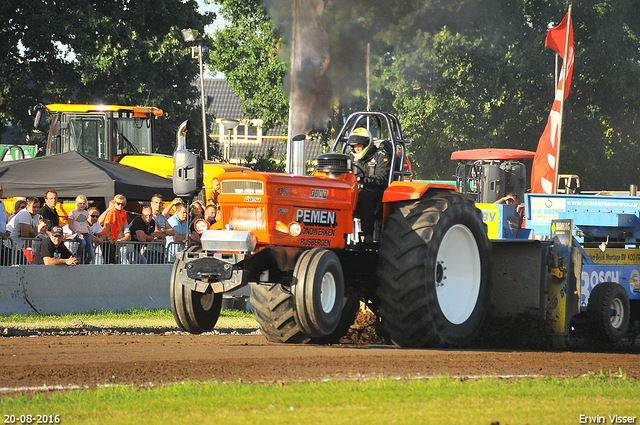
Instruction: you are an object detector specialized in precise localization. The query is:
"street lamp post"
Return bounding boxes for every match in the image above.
[181,28,208,160]
[220,119,239,164]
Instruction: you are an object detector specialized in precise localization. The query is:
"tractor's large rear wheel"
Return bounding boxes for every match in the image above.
[376,190,492,347]
[170,254,223,334]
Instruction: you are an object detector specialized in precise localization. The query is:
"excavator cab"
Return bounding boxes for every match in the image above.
[32,104,161,160]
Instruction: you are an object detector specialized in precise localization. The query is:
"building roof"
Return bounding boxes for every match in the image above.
[203,78,283,136]
[203,79,244,119]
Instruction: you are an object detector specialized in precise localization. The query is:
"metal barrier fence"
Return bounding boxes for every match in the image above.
[1,238,184,266]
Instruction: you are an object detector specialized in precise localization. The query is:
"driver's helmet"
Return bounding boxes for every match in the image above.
[348,127,373,160]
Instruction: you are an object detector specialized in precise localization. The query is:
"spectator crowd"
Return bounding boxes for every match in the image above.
[0,177,221,266]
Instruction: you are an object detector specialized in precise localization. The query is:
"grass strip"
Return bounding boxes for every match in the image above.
[1,376,638,425]
[0,309,257,330]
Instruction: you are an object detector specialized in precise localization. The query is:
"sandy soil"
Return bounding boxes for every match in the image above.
[1,323,639,394]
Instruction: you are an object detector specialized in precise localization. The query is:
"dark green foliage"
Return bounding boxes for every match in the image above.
[212,0,640,189]
[208,0,288,130]
[5,0,640,189]
[243,145,285,172]
[1,0,214,153]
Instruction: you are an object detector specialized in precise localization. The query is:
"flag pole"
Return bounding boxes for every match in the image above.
[554,54,558,93]
[554,4,572,193]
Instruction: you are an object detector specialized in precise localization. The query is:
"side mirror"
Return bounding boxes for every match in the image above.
[33,110,42,129]
[173,121,203,197]
[173,149,203,197]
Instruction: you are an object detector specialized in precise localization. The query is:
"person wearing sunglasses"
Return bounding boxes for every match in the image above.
[7,199,26,222]
[87,207,107,248]
[103,194,128,263]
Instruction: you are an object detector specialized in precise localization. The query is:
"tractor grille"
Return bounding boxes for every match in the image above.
[228,206,266,231]
[221,180,264,195]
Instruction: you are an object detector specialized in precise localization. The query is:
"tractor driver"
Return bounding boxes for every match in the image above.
[348,127,392,241]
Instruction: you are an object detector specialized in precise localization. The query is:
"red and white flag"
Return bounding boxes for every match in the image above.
[531,11,574,194]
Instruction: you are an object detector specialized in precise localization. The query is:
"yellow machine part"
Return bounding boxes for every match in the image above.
[116,153,248,184]
[45,103,162,118]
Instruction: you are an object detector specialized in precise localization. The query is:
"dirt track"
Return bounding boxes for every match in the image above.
[2,327,639,393]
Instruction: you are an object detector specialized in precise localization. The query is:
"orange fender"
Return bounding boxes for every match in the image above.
[381,181,459,228]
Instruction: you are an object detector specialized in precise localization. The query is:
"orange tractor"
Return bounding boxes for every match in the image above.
[171,111,492,347]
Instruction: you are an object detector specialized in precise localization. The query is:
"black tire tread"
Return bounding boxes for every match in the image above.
[170,259,187,332]
[251,282,310,344]
[292,249,317,336]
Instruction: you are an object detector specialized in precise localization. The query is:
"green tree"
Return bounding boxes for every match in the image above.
[243,146,286,172]
[1,0,214,153]
[208,0,288,130]
[558,1,640,189]
[379,0,640,188]
[208,0,640,189]
[381,22,550,178]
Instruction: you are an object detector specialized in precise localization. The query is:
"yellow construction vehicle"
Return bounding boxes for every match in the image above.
[33,103,246,181]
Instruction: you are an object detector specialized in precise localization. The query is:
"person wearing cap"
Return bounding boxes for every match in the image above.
[32,226,78,266]
[347,127,392,241]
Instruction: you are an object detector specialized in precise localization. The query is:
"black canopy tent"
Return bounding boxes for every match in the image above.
[0,151,175,203]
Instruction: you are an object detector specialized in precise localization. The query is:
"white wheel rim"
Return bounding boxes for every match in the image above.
[435,224,482,325]
[610,298,624,329]
[320,272,337,313]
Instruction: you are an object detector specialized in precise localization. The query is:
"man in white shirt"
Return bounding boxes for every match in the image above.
[9,197,40,248]
[150,194,175,239]
[149,194,175,264]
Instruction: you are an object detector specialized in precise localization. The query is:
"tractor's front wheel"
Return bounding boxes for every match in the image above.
[292,248,345,338]
[170,253,223,334]
[251,248,346,344]
[376,190,492,347]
